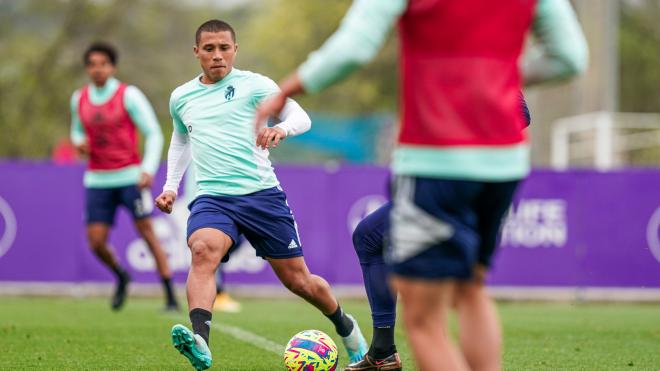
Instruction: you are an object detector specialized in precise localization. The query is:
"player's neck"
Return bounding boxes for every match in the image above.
[90,76,116,89]
[200,68,233,85]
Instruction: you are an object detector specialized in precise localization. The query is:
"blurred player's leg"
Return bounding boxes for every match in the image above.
[389,177,498,370]
[454,181,518,371]
[393,278,469,371]
[86,223,131,310]
[121,185,178,311]
[134,217,179,311]
[269,256,368,363]
[347,202,402,371]
[455,270,501,371]
[86,188,131,310]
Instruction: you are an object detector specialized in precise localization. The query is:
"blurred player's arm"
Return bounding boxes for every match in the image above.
[156,95,191,214]
[255,0,406,123]
[297,0,406,93]
[124,86,164,189]
[69,90,88,155]
[523,0,589,85]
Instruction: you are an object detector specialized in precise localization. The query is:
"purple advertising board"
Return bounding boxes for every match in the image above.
[1,161,660,288]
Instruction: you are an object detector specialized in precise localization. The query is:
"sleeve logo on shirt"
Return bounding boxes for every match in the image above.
[224,85,235,101]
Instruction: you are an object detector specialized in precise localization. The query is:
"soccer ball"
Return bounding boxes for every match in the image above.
[283,329,338,371]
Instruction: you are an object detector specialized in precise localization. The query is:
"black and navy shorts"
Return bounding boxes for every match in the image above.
[187,186,303,261]
[388,176,519,280]
[85,185,150,225]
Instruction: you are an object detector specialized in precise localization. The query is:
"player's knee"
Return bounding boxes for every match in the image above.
[456,281,486,306]
[189,239,218,264]
[352,222,379,262]
[87,236,106,252]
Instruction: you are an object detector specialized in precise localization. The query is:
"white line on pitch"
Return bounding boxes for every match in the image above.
[212,322,285,355]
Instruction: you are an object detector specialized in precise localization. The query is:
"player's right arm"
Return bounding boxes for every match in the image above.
[69,90,89,155]
[155,93,192,214]
[523,0,589,85]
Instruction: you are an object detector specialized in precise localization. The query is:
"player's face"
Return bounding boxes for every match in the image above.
[194,31,238,84]
[85,52,115,87]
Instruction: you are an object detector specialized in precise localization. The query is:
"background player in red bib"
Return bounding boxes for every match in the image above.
[70,42,178,311]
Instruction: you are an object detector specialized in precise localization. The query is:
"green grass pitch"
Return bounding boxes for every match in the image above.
[1,297,659,370]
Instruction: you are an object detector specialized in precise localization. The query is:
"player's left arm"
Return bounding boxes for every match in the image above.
[255,0,407,124]
[124,86,164,188]
[256,98,311,149]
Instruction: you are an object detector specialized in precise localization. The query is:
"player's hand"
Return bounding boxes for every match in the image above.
[75,143,89,156]
[155,191,176,214]
[137,172,153,189]
[256,127,286,150]
[254,92,287,136]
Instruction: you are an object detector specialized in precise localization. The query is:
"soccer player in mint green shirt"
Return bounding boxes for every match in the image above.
[155,20,368,370]
[70,42,178,312]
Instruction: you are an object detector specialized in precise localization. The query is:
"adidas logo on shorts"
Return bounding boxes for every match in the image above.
[288,240,299,249]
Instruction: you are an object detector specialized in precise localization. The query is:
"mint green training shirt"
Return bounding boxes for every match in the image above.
[70,77,164,188]
[169,68,281,197]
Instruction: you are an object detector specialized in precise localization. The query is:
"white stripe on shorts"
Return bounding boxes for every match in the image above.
[389,176,454,263]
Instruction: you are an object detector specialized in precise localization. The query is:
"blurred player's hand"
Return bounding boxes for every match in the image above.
[155,191,176,214]
[254,92,287,136]
[256,127,286,150]
[138,172,153,189]
[75,143,89,156]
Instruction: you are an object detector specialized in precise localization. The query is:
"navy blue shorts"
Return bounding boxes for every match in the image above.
[187,187,303,261]
[86,185,150,225]
[388,176,519,280]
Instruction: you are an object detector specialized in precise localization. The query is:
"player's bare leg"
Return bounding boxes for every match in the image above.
[268,256,337,312]
[134,217,179,310]
[172,228,231,370]
[392,276,469,371]
[186,228,231,312]
[87,223,131,310]
[135,218,171,277]
[269,256,368,362]
[87,223,119,267]
[455,267,501,371]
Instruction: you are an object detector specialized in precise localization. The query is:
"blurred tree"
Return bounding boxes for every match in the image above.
[0,0,398,159]
[619,0,660,165]
[620,0,660,112]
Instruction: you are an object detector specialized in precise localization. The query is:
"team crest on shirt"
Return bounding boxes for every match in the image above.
[225,85,235,101]
[92,111,105,123]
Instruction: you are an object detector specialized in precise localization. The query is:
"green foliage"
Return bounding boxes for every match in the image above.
[619,0,660,113]
[0,0,398,159]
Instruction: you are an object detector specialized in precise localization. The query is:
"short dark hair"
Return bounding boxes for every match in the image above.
[83,42,118,66]
[195,19,236,45]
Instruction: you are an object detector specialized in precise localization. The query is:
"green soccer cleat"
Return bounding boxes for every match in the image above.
[171,324,213,370]
[342,314,369,364]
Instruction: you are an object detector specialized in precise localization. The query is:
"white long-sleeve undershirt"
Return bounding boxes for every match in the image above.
[162,130,191,195]
[273,98,312,137]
